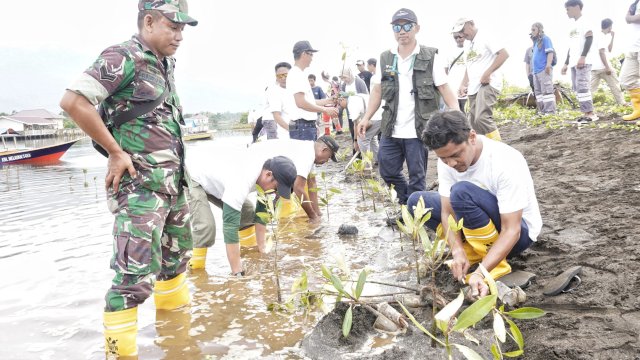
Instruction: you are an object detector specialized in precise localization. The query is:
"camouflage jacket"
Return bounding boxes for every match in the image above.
[83,35,186,195]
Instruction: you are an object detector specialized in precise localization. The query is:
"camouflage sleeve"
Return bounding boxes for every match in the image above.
[68,45,136,105]
[222,202,241,244]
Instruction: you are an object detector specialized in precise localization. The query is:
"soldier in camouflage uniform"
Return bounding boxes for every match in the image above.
[59,0,197,357]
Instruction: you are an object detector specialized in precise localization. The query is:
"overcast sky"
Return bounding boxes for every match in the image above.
[0,0,631,115]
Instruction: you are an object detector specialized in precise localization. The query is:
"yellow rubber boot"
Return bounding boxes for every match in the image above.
[154,273,190,310]
[188,248,207,270]
[484,129,502,141]
[623,89,640,121]
[239,225,257,247]
[277,198,298,218]
[462,219,512,282]
[104,307,138,357]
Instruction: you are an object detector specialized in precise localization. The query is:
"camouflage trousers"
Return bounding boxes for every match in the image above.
[105,183,192,312]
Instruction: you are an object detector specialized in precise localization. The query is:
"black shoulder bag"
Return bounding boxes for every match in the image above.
[93,86,169,157]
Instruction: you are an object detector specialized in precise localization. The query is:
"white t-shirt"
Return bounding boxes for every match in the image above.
[187,139,315,211]
[446,46,467,99]
[568,15,594,68]
[437,136,542,242]
[187,149,260,211]
[262,84,293,139]
[287,65,318,121]
[465,29,506,95]
[629,6,640,52]
[371,43,447,139]
[590,32,612,71]
[247,139,316,178]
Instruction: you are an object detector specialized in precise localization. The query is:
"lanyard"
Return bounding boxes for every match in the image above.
[392,53,416,75]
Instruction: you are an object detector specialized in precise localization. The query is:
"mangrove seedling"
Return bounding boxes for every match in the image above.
[348,150,374,202]
[312,171,341,221]
[396,196,433,285]
[256,185,302,304]
[399,264,546,359]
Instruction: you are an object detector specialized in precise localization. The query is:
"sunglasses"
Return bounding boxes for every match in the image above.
[392,22,415,33]
[276,73,288,79]
[305,51,314,57]
[453,35,464,40]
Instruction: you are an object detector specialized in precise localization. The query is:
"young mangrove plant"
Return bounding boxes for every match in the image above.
[396,196,433,285]
[256,185,302,304]
[348,150,374,202]
[313,171,341,221]
[399,264,546,359]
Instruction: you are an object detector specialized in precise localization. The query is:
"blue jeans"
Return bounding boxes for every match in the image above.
[407,181,533,257]
[289,119,317,141]
[378,136,427,204]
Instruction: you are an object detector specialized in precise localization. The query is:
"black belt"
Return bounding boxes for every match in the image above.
[292,119,316,122]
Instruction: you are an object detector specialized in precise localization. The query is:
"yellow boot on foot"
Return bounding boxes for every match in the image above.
[104,307,138,357]
[484,129,502,141]
[462,219,512,282]
[239,225,257,247]
[154,273,190,310]
[188,248,207,270]
[623,89,640,121]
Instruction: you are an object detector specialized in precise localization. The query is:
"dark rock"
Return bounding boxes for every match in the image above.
[338,224,358,235]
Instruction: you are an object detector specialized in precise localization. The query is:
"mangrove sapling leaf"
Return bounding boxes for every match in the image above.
[493,310,506,343]
[435,290,465,333]
[342,305,353,337]
[504,318,524,350]
[503,307,546,320]
[355,269,367,300]
[502,350,524,358]
[490,343,501,359]
[463,329,481,346]
[397,301,445,346]
[478,263,499,298]
[452,344,485,360]
[321,264,333,281]
[452,294,498,332]
[329,273,346,294]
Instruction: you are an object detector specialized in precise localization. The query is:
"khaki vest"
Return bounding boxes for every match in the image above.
[379,45,440,137]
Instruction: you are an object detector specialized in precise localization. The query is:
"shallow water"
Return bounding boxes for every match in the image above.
[0,135,408,359]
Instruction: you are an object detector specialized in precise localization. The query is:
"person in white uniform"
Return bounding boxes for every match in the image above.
[408,110,542,299]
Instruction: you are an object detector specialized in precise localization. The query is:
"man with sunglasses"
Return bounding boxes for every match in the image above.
[356,8,459,207]
[288,41,339,141]
[452,18,509,141]
[260,62,294,139]
[447,32,468,112]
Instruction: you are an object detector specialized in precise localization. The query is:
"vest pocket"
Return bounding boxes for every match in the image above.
[416,84,437,119]
[380,79,395,102]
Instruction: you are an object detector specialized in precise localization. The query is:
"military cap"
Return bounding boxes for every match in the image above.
[138,0,198,26]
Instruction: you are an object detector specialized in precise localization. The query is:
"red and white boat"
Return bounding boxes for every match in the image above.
[0,138,81,165]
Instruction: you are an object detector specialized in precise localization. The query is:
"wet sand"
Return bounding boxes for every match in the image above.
[302,119,640,359]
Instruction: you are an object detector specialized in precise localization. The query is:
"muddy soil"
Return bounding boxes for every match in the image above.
[302,120,640,359]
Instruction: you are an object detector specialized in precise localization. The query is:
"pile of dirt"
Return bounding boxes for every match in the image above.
[303,120,640,359]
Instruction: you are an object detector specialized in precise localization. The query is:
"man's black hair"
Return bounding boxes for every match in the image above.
[564,0,583,9]
[275,62,292,72]
[601,18,613,29]
[421,110,472,150]
[308,74,316,80]
[367,58,377,66]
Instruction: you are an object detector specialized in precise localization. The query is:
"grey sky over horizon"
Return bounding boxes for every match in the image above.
[0,0,630,115]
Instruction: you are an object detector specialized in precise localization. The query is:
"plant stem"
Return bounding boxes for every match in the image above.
[430,269,437,348]
[365,280,419,293]
[412,236,421,285]
[271,222,282,303]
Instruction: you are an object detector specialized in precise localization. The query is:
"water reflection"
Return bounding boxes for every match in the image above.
[0,134,409,360]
